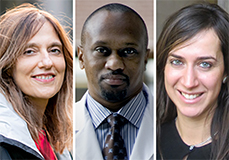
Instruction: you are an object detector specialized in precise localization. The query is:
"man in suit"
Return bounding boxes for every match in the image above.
[75,3,153,160]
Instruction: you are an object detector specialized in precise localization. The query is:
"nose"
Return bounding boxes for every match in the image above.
[105,52,124,71]
[38,51,53,69]
[180,65,199,89]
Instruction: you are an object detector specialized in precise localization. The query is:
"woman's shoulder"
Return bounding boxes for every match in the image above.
[0,91,10,106]
[0,141,42,159]
[55,148,72,160]
[0,92,43,159]
[0,145,12,160]
[161,120,176,133]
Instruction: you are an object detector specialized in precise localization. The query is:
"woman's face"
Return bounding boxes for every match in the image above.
[13,21,66,106]
[164,29,225,119]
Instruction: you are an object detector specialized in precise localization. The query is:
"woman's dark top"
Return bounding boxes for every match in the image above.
[157,120,211,160]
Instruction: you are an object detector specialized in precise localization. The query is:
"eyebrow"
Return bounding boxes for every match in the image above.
[169,53,217,61]
[125,42,138,47]
[168,53,183,59]
[93,40,107,46]
[50,42,63,49]
[93,40,138,47]
[25,42,62,48]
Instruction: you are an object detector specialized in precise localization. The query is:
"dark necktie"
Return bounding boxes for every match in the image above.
[103,113,128,160]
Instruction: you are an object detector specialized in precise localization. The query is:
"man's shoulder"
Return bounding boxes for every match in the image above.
[74,91,90,131]
[75,91,88,114]
[142,84,153,110]
[75,91,88,105]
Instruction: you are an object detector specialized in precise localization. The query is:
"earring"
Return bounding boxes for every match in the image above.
[223,76,228,84]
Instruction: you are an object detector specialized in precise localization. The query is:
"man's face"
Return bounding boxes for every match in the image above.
[78,11,148,110]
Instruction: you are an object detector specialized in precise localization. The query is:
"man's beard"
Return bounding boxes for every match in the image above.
[101,85,127,102]
[99,70,129,102]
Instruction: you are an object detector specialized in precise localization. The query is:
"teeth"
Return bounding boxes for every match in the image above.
[181,92,200,100]
[35,75,53,80]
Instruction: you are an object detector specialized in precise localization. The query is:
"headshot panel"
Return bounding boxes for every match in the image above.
[157,0,229,159]
[75,0,154,101]
[0,1,73,159]
[75,1,154,160]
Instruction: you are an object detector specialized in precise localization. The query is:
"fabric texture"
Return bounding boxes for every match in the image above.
[157,120,211,160]
[0,145,11,159]
[103,113,128,160]
[75,84,154,160]
[35,130,57,160]
[0,92,72,160]
[87,90,146,156]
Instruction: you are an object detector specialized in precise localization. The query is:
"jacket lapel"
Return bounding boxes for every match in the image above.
[130,85,154,160]
[75,85,154,160]
[75,94,103,160]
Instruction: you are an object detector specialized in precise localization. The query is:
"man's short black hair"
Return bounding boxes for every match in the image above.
[80,3,148,49]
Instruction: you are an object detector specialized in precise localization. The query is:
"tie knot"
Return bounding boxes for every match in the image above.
[107,113,127,128]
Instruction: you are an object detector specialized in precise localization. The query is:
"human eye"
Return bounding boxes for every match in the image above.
[50,48,62,54]
[24,49,35,55]
[199,61,212,69]
[120,48,138,57]
[95,47,110,56]
[170,59,183,66]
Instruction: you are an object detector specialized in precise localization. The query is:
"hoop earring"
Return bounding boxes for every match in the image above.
[223,76,228,84]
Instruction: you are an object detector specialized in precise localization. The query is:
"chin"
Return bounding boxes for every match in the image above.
[179,108,204,118]
[35,91,58,99]
[101,88,127,102]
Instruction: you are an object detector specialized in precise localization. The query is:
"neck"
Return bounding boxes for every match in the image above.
[89,87,142,112]
[97,95,135,112]
[175,112,213,146]
[29,97,49,119]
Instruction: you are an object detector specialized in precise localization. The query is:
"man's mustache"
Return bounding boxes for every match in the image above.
[100,70,129,83]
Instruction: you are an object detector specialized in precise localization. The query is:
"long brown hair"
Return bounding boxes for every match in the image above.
[157,2,229,159]
[0,3,73,153]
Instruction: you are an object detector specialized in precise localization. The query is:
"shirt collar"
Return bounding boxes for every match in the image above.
[86,90,147,129]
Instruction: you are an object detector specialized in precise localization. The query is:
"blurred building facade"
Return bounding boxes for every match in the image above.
[0,0,73,36]
[156,0,227,40]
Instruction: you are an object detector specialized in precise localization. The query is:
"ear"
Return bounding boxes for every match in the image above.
[77,45,85,69]
[144,49,150,71]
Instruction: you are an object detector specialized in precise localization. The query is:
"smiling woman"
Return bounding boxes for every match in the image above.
[0,3,73,160]
[164,29,224,118]
[13,21,66,104]
[157,2,229,160]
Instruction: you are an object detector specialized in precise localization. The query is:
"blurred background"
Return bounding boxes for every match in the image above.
[0,0,73,40]
[157,0,229,40]
[75,0,154,101]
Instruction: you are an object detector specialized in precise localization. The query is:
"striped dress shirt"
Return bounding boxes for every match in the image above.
[86,90,147,158]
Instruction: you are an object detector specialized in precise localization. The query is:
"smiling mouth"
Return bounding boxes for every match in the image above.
[180,92,203,100]
[32,75,55,82]
[34,75,55,80]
